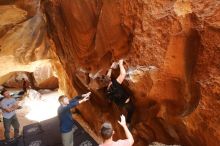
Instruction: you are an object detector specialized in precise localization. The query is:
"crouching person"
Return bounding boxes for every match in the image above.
[58,92,91,146]
[100,115,134,146]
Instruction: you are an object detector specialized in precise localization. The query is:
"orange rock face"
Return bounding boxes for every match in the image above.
[0,1,60,90]
[44,0,220,145]
[0,0,219,146]
[32,63,58,89]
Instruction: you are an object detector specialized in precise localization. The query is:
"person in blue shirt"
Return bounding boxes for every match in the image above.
[0,89,20,143]
[58,91,91,146]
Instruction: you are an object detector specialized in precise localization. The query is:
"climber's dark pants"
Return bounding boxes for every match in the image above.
[121,100,134,124]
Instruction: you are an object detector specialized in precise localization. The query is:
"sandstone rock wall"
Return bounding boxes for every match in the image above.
[0,0,62,90]
[0,0,219,146]
[32,63,58,89]
[44,0,220,146]
[0,0,52,84]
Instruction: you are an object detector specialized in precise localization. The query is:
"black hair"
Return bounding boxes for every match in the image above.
[0,89,7,95]
[58,95,65,103]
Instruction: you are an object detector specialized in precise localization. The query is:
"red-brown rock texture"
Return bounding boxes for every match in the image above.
[32,63,58,89]
[0,0,60,89]
[3,65,58,90]
[0,0,219,146]
[3,72,32,88]
[43,0,220,145]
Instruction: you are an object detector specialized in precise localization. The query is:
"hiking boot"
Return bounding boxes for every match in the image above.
[15,135,22,140]
[4,138,14,144]
[10,138,15,142]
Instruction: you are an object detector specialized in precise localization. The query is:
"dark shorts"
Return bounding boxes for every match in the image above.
[107,79,130,106]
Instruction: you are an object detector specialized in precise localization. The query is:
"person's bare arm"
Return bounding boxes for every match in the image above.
[107,62,118,78]
[2,107,12,112]
[79,92,91,104]
[106,68,113,78]
[1,102,13,112]
[116,59,126,84]
[10,102,19,111]
[118,115,134,145]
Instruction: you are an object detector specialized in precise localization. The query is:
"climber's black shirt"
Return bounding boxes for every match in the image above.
[106,79,130,106]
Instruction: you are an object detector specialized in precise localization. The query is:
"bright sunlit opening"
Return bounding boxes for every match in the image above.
[24,90,60,122]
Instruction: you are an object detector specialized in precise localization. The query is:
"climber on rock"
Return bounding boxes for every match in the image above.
[104,59,134,127]
[57,91,91,146]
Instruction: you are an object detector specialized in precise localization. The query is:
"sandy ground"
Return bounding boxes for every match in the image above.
[0,89,101,143]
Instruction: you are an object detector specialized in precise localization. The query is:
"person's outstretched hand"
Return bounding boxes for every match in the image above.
[83,96,90,102]
[81,92,91,102]
[118,115,127,128]
[82,92,91,98]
